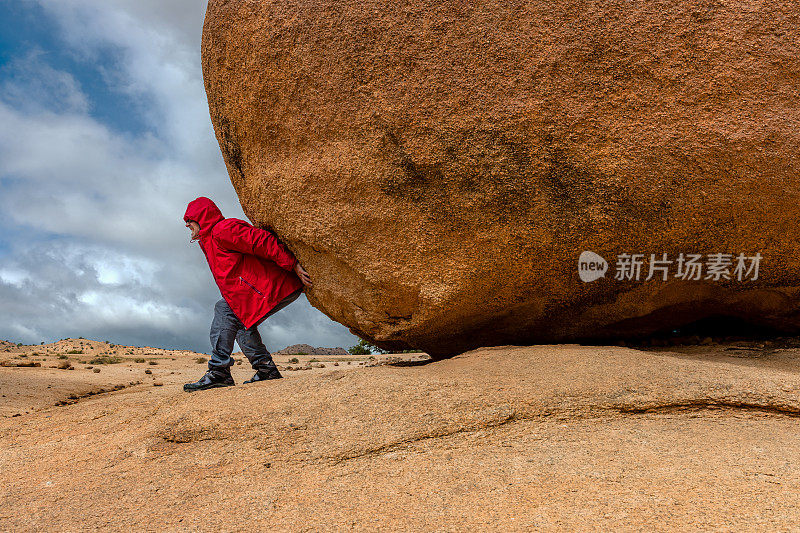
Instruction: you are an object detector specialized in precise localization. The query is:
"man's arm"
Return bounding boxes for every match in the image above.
[214,221,298,272]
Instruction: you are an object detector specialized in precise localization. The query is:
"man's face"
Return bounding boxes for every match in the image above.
[185,220,201,241]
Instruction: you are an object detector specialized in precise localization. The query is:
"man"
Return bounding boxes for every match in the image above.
[182,196,312,392]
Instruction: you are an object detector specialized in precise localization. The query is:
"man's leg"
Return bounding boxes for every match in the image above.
[237,326,279,373]
[241,288,303,383]
[184,299,239,392]
[208,298,242,371]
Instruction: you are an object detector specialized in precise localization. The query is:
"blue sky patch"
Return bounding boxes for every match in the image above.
[0,2,150,135]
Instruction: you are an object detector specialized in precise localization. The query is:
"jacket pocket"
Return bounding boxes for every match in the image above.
[239,276,265,297]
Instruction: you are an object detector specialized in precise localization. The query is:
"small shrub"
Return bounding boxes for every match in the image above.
[16,343,22,347]
[296,351,309,356]
[148,361,158,365]
[289,357,299,364]
[195,357,207,364]
[308,358,319,363]
[350,338,389,355]
[66,350,83,354]
[89,356,121,365]
[133,358,145,363]
[57,354,68,360]
[58,360,72,370]
[347,340,371,355]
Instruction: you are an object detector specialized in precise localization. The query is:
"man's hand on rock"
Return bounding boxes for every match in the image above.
[294,262,313,287]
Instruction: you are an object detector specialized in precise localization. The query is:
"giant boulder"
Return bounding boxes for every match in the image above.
[201,0,800,358]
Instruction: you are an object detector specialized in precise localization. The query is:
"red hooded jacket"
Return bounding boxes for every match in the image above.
[184,197,304,329]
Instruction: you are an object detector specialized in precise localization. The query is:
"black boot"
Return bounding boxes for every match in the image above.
[243,367,282,384]
[183,368,235,392]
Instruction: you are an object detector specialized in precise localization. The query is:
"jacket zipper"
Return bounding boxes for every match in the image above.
[239,276,264,296]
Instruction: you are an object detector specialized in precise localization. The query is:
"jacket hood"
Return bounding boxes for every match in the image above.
[184,197,224,238]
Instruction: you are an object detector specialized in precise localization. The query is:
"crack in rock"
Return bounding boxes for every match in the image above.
[322,398,800,465]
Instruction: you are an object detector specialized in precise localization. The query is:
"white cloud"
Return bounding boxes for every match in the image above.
[0,1,360,352]
[77,290,193,329]
[1,50,89,115]
[0,268,31,287]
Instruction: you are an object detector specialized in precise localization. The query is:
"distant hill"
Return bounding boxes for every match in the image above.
[275,344,348,356]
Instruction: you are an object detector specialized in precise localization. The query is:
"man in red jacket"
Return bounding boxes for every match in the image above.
[182,197,313,392]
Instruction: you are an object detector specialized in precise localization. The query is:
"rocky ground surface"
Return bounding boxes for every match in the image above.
[0,338,416,418]
[2,337,800,530]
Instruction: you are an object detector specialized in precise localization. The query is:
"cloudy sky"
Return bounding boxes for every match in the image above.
[0,0,360,353]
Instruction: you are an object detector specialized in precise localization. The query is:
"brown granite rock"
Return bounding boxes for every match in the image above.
[275,344,349,356]
[202,0,800,358]
[274,344,315,356]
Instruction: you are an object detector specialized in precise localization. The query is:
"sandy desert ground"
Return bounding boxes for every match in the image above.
[2,336,800,530]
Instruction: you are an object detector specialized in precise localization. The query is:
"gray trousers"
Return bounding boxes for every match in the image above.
[208,287,303,372]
